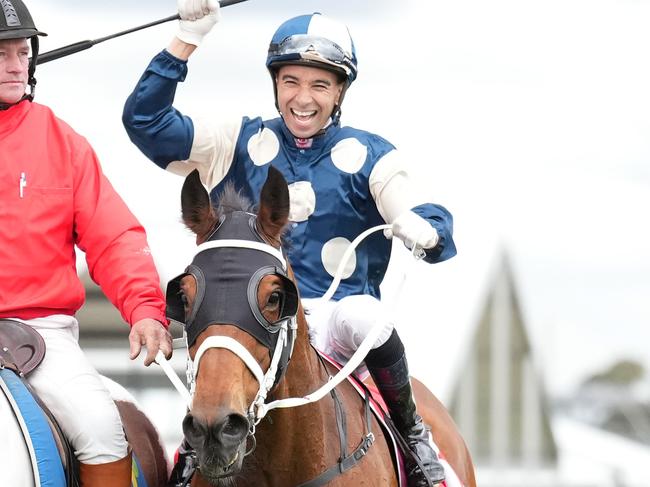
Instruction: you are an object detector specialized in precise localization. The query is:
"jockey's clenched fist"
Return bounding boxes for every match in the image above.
[176,0,221,46]
[385,210,439,252]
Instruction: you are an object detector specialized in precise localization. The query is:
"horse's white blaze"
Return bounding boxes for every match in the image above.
[0,388,35,487]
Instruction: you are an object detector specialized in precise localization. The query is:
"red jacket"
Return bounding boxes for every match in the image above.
[0,100,167,327]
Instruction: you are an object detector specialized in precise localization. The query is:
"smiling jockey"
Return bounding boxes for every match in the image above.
[0,1,172,485]
[123,2,456,486]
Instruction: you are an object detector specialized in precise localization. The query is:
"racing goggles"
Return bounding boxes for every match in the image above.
[269,34,354,76]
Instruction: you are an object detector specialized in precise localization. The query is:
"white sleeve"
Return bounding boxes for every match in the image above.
[165,116,243,191]
[368,149,428,223]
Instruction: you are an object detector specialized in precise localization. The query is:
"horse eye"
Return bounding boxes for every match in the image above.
[179,291,190,311]
[268,291,281,307]
[266,291,282,313]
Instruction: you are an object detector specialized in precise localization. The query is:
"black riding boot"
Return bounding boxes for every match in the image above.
[366,331,445,487]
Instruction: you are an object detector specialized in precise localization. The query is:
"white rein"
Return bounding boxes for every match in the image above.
[155,223,424,422]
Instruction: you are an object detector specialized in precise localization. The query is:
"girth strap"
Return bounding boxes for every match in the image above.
[297,361,375,487]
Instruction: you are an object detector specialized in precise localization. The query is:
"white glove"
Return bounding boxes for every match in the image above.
[177,0,221,46]
[384,210,439,251]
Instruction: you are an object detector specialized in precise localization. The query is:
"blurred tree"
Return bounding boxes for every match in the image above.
[584,360,645,387]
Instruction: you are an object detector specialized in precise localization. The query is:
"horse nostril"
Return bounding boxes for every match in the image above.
[218,413,249,447]
[182,413,205,448]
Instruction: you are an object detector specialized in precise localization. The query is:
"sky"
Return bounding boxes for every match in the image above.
[23,0,650,399]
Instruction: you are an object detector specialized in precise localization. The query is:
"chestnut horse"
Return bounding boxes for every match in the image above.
[170,167,475,487]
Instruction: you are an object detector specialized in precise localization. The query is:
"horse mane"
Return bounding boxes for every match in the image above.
[215,182,254,215]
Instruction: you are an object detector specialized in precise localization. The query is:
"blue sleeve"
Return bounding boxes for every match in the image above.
[122,50,194,168]
[412,203,457,263]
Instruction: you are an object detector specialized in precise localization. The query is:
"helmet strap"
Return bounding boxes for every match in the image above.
[330,81,350,125]
[26,36,39,101]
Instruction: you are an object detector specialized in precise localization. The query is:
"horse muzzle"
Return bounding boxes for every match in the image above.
[183,411,249,481]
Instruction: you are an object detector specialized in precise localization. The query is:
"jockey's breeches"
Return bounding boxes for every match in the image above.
[303,295,395,370]
[20,315,129,464]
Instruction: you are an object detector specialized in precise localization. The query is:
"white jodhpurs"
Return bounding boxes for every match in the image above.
[20,315,128,465]
[303,295,395,372]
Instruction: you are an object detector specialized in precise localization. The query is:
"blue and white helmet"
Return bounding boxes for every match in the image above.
[266,13,358,124]
[266,12,358,85]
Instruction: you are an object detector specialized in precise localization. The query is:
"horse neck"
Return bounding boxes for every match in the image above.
[273,311,327,399]
[248,312,336,483]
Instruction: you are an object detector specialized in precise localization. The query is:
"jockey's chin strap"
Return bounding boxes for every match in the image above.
[156,223,425,422]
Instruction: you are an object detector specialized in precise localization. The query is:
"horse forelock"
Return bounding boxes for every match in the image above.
[214,182,294,250]
[215,182,254,216]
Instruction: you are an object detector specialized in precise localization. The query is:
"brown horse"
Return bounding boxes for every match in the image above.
[171,167,476,487]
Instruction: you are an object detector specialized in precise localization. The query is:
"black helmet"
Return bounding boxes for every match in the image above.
[0,0,47,104]
[0,0,47,40]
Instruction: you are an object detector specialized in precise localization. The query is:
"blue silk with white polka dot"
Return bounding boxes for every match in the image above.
[123,51,457,302]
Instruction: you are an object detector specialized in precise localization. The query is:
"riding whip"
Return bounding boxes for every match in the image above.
[36,0,250,65]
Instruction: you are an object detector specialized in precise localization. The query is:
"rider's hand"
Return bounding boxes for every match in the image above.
[384,210,439,251]
[176,0,221,46]
[129,318,173,367]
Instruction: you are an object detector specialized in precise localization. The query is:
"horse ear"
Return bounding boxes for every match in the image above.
[258,166,290,243]
[181,169,218,241]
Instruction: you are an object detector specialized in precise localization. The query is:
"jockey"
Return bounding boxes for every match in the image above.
[0,1,172,485]
[123,2,456,486]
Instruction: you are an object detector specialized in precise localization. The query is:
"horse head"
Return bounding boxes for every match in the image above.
[168,167,302,484]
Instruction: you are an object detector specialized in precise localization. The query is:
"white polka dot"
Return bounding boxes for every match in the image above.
[330,138,367,174]
[288,181,316,222]
[247,128,280,166]
[321,237,356,279]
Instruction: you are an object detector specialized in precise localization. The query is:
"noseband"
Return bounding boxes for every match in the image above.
[166,211,298,425]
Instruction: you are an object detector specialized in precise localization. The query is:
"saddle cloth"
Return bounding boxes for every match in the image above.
[0,367,67,486]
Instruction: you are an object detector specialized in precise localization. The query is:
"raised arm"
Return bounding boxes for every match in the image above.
[122,0,220,168]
